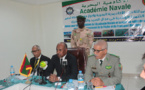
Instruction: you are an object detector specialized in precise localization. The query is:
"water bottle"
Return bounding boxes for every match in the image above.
[78,71,84,80]
[78,70,84,90]
[10,65,15,83]
[67,79,75,90]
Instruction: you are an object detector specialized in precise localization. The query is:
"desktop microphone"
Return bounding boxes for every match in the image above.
[32,58,38,74]
[62,59,67,82]
[31,63,40,80]
[30,59,40,82]
[39,61,47,85]
[62,59,67,66]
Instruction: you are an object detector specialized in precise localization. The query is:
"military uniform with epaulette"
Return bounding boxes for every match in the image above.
[84,53,122,86]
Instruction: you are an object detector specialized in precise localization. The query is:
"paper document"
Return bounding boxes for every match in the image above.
[15,74,32,80]
[0,85,5,89]
[95,85,115,90]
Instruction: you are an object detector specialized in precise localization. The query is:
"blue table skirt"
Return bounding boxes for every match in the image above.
[0,76,125,90]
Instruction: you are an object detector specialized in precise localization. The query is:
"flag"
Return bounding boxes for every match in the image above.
[19,54,32,77]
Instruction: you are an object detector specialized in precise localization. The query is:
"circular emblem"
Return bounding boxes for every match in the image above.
[142,0,145,5]
[66,7,74,15]
[40,61,46,68]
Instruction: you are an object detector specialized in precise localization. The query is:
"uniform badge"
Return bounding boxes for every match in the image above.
[105,66,112,70]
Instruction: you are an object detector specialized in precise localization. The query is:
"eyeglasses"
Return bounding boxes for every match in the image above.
[92,48,106,53]
[31,50,39,53]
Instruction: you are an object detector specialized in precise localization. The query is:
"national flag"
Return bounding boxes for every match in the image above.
[19,54,32,77]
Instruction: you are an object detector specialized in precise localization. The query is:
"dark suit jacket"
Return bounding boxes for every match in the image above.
[30,55,50,76]
[45,52,78,81]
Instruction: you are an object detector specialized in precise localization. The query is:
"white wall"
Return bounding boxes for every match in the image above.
[39,2,64,58]
[0,0,145,80]
[0,0,37,79]
[108,42,145,74]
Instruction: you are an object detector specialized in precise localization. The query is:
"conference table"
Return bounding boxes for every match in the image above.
[0,75,124,90]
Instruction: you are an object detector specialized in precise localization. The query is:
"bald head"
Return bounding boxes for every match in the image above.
[57,42,67,49]
[94,40,108,50]
[56,42,67,58]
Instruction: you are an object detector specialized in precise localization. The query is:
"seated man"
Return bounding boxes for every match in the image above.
[45,42,78,82]
[30,45,50,76]
[84,40,122,86]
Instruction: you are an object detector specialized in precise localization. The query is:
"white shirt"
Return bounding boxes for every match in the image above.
[60,54,67,64]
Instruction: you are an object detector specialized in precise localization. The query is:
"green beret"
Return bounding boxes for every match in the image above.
[77,15,86,19]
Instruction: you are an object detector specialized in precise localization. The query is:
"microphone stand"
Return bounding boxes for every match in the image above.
[31,64,39,82]
[34,68,42,83]
[62,61,67,82]
[39,68,47,85]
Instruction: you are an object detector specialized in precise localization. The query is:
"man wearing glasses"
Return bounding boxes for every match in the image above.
[84,40,122,86]
[30,45,50,76]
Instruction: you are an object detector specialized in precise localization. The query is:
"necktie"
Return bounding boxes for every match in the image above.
[100,60,103,66]
[34,58,39,68]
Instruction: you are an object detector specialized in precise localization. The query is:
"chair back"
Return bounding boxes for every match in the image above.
[67,48,88,74]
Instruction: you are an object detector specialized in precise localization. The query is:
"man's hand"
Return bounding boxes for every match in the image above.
[91,77,105,86]
[49,74,59,82]
[140,64,145,79]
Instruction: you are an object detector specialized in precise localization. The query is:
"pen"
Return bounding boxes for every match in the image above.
[61,83,66,88]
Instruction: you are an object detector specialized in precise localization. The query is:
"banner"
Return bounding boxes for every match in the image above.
[62,0,145,42]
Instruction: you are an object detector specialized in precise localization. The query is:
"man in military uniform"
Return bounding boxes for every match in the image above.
[84,40,122,86]
[71,15,94,56]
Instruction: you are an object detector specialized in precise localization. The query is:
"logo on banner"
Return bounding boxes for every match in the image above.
[142,0,145,5]
[66,7,74,15]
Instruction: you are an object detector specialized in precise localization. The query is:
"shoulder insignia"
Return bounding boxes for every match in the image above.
[109,53,120,58]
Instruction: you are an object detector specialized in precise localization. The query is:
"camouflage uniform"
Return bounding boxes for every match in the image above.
[71,27,94,55]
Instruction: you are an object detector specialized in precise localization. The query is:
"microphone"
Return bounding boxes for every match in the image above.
[33,64,39,76]
[62,59,67,66]
[33,58,39,76]
[32,58,39,75]
[62,59,67,82]
[39,61,47,85]
[32,58,40,83]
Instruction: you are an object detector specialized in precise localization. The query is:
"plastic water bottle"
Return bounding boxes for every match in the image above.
[78,70,84,90]
[67,79,75,90]
[10,65,15,83]
[78,71,84,80]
